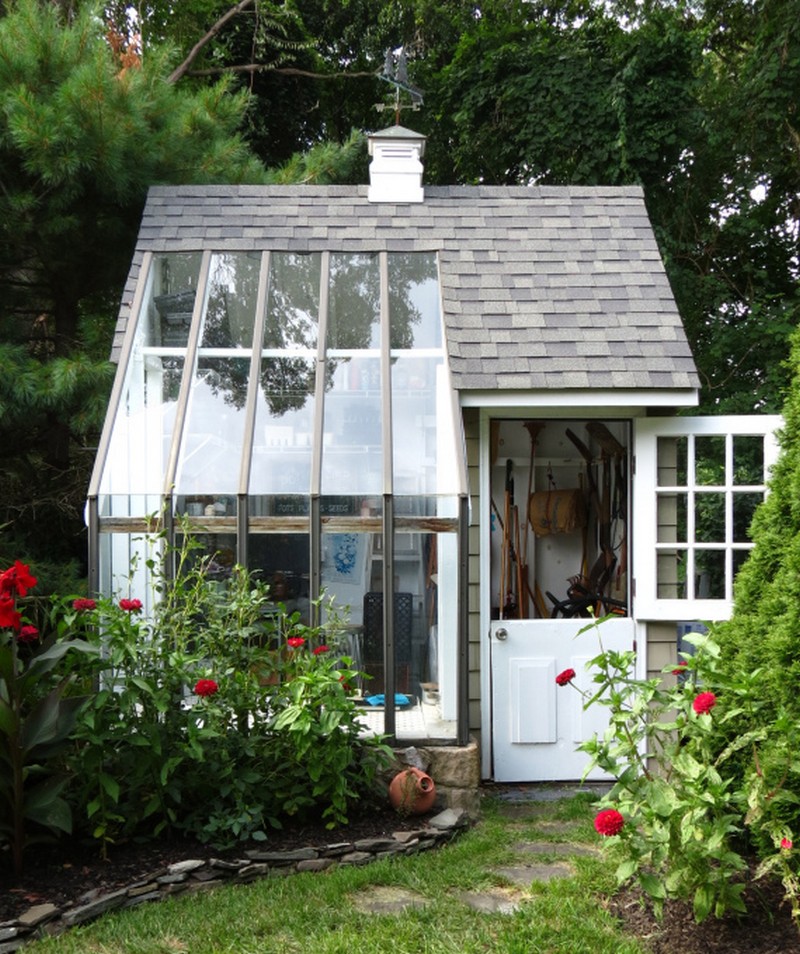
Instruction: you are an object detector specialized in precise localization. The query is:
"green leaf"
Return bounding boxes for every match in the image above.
[693,884,714,922]
[639,872,667,900]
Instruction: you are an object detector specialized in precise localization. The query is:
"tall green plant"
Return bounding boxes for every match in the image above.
[0,561,97,876]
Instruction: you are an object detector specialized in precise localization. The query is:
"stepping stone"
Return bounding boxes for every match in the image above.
[454,886,526,915]
[494,862,573,886]
[513,841,600,858]
[534,820,583,835]
[351,885,429,915]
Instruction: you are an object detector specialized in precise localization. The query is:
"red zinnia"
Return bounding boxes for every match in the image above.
[0,560,37,598]
[556,668,576,686]
[692,691,717,715]
[0,594,21,630]
[781,837,793,851]
[287,637,305,649]
[194,679,219,697]
[73,598,97,611]
[313,645,330,655]
[17,625,39,643]
[594,808,625,837]
[672,662,688,675]
[119,598,142,612]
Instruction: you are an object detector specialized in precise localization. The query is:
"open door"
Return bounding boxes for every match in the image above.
[487,417,633,782]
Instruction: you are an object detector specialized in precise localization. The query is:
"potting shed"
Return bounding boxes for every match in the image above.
[87,125,781,786]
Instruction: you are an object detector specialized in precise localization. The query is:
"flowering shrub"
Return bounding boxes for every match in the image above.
[574,615,800,925]
[58,534,390,851]
[0,561,96,875]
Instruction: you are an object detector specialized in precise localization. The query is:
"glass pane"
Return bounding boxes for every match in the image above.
[695,492,725,542]
[200,253,260,349]
[99,354,185,497]
[248,532,311,621]
[389,253,441,349]
[392,356,440,495]
[320,357,382,496]
[695,549,725,599]
[249,495,309,517]
[250,357,316,495]
[321,530,372,626]
[656,492,687,543]
[734,435,765,485]
[264,252,320,350]
[695,435,725,485]
[150,252,203,347]
[657,436,686,486]
[328,253,381,349]
[657,549,686,598]
[733,492,762,542]
[176,531,238,582]
[175,357,250,495]
[99,532,160,616]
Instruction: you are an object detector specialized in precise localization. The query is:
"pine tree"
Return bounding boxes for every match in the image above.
[0,0,265,581]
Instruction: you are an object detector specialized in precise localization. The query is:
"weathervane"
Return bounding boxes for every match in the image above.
[375,48,424,125]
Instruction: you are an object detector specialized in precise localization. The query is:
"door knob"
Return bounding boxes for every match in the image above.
[495,627,508,641]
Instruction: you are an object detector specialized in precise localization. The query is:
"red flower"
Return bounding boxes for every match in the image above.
[287,637,305,649]
[0,560,37,598]
[672,662,688,675]
[781,837,793,851]
[73,598,97,611]
[17,625,39,643]
[692,691,717,715]
[194,679,219,698]
[339,675,353,693]
[556,668,576,686]
[313,645,330,655]
[0,593,21,630]
[594,808,625,837]
[119,598,142,612]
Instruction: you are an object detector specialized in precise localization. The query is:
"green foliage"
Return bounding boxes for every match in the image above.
[0,0,266,574]
[579,618,800,926]
[0,562,98,877]
[63,534,391,852]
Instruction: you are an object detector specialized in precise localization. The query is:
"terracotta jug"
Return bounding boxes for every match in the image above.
[388,767,436,815]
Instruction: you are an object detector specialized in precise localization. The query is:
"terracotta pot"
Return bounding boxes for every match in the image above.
[388,767,436,815]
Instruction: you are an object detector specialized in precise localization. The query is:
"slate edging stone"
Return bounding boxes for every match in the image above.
[0,809,471,951]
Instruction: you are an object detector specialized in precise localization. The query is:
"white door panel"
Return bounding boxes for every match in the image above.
[490,617,634,782]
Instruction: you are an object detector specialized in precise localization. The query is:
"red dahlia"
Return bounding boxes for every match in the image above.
[594,808,625,837]
[692,691,717,715]
[194,679,219,697]
[555,668,576,686]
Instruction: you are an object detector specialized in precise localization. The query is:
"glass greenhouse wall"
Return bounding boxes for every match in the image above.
[87,249,469,743]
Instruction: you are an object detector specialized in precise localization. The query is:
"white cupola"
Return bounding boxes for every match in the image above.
[367,125,426,203]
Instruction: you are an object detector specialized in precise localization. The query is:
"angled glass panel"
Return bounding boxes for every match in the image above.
[250,357,316,497]
[321,357,382,496]
[388,252,441,349]
[99,252,202,509]
[263,252,321,350]
[327,253,380,349]
[175,356,251,497]
[200,252,261,349]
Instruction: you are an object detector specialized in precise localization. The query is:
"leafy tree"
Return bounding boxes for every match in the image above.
[0,0,265,577]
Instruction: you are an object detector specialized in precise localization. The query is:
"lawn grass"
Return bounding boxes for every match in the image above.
[25,794,646,954]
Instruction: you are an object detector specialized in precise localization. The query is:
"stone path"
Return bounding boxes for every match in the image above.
[355,784,604,918]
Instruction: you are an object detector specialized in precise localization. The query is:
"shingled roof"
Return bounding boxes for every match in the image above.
[113,183,699,394]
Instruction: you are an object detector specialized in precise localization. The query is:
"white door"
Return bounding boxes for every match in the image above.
[490,616,635,782]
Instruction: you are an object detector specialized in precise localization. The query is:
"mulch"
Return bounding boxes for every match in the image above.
[0,805,425,925]
[608,873,800,954]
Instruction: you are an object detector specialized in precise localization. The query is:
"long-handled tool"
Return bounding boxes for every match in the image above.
[521,421,545,617]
